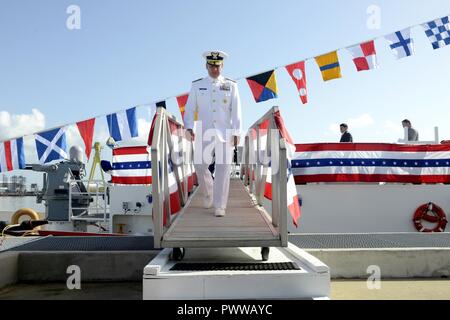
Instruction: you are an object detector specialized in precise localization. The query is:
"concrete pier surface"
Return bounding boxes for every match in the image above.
[0,282,142,300]
[331,279,450,300]
[0,280,449,300]
[1,235,449,300]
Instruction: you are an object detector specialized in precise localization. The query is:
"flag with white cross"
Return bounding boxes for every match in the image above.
[35,127,68,164]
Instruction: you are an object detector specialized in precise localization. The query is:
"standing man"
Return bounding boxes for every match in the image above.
[339,123,353,143]
[402,119,419,142]
[184,50,242,217]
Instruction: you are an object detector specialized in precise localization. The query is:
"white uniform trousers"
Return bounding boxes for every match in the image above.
[194,134,233,210]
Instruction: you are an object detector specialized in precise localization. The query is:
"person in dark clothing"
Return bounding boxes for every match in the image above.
[209,147,238,178]
[208,152,215,177]
[339,123,353,143]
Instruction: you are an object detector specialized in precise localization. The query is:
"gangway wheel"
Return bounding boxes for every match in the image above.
[171,247,185,261]
[261,247,270,261]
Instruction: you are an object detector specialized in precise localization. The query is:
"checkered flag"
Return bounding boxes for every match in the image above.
[422,16,450,50]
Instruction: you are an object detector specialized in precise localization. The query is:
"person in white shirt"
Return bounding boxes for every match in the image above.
[402,119,419,142]
[184,50,242,217]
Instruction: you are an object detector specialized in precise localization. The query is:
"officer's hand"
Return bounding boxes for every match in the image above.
[186,129,195,141]
[233,135,240,146]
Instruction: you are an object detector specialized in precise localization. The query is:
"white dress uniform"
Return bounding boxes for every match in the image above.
[184,67,242,213]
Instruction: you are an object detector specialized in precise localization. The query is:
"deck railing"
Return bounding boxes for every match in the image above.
[151,107,195,248]
[68,179,109,223]
[242,106,288,246]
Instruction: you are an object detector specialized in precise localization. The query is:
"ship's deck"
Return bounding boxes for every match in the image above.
[3,233,450,252]
[290,232,450,249]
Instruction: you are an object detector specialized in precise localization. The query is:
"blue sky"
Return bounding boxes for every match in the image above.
[1,0,450,185]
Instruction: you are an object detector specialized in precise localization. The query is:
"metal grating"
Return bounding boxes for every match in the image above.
[8,236,155,252]
[289,233,450,249]
[170,262,300,271]
[3,233,450,252]
[0,237,44,252]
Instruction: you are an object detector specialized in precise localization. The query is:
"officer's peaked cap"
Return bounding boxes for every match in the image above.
[203,50,228,66]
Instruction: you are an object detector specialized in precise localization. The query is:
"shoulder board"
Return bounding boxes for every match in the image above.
[192,78,203,83]
[225,77,236,83]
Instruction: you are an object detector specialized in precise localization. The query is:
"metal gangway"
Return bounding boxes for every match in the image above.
[151,107,289,259]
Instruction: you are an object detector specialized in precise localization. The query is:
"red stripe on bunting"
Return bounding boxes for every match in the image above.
[113,146,149,156]
[111,176,152,184]
[294,174,450,184]
[4,141,13,171]
[295,143,450,153]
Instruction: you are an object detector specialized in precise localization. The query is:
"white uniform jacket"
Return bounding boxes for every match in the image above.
[184,75,242,142]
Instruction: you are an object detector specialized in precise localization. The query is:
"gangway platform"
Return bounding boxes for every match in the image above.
[143,243,330,300]
[162,179,280,248]
[144,107,330,299]
[150,107,290,252]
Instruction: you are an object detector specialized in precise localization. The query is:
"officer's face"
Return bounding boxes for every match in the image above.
[206,63,223,78]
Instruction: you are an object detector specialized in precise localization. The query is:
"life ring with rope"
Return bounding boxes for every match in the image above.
[413,202,447,232]
[11,208,40,224]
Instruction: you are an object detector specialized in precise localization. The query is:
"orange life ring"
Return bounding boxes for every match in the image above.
[413,202,447,232]
[11,208,40,224]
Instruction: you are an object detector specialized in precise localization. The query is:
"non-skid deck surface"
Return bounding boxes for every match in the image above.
[163,179,278,244]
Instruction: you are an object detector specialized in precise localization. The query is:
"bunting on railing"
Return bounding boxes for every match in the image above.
[111,146,152,185]
[256,113,301,227]
[292,143,450,184]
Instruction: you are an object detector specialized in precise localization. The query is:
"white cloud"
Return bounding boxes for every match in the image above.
[328,123,341,135]
[328,113,375,135]
[0,108,45,141]
[0,109,46,165]
[383,120,403,134]
[347,113,375,128]
[376,120,405,143]
[23,136,38,165]
[66,125,83,147]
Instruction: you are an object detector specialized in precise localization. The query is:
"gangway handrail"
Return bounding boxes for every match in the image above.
[151,107,196,248]
[242,106,288,246]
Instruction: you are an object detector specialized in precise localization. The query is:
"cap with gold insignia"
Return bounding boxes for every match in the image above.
[203,50,228,66]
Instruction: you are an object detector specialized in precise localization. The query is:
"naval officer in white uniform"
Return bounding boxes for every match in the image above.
[184,50,242,217]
